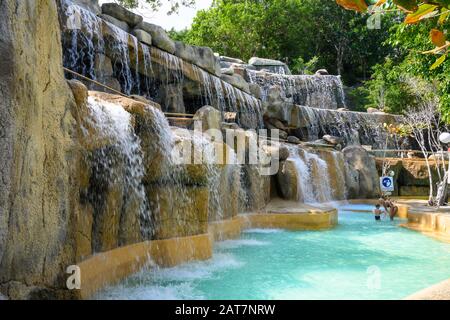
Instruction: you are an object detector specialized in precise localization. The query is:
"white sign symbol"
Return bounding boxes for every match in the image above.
[380,177,394,192]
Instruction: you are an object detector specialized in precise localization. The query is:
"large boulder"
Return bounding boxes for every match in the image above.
[89,91,161,112]
[249,57,291,75]
[174,41,221,77]
[132,29,152,46]
[136,21,176,54]
[342,146,380,198]
[221,67,234,76]
[0,0,83,299]
[99,13,130,33]
[315,69,329,75]
[241,165,271,211]
[276,159,300,200]
[73,0,101,14]
[264,85,294,122]
[192,106,222,132]
[101,3,143,27]
[220,73,250,93]
[220,56,245,65]
[322,135,343,146]
[287,136,301,145]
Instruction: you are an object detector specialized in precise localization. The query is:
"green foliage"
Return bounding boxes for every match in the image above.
[345,86,371,112]
[180,0,395,85]
[291,56,319,75]
[363,20,450,118]
[168,28,190,41]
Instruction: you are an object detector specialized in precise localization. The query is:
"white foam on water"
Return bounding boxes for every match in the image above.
[97,282,204,300]
[96,252,244,300]
[242,228,283,234]
[216,239,270,249]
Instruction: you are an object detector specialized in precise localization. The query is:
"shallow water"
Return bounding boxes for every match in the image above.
[98,205,450,300]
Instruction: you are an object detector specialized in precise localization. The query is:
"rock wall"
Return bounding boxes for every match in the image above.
[0,0,390,300]
[0,0,80,299]
[376,158,446,197]
[343,146,380,199]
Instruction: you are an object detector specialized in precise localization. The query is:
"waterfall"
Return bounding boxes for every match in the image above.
[86,96,152,239]
[59,0,104,82]
[193,66,264,129]
[153,49,184,85]
[304,152,333,203]
[287,147,343,204]
[59,0,154,96]
[58,2,265,130]
[141,45,153,97]
[297,105,401,149]
[289,150,315,203]
[248,71,346,109]
[107,24,136,95]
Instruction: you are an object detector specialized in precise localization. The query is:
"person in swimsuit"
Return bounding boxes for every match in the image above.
[373,204,383,221]
[386,198,398,221]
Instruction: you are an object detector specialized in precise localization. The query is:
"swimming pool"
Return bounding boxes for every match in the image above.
[97,205,450,300]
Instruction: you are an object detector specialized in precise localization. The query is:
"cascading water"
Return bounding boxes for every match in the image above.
[59,0,154,96]
[59,0,104,82]
[106,24,136,95]
[304,152,334,203]
[193,66,264,129]
[58,2,265,130]
[287,146,342,204]
[152,48,184,85]
[296,105,402,149]
[140,45,153,97]
[288,150,315,203]
[86,96,152,240]
[248,71,346,110]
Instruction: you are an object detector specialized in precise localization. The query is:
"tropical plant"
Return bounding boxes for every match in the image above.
[336,0,450,69]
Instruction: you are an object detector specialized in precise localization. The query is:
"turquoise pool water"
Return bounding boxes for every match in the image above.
[98,205,450,300]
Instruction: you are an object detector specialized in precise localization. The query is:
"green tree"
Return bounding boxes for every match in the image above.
[179,0,395,85]
[361,14,449,117]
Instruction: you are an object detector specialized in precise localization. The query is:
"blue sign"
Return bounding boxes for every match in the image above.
[380,176,394,192]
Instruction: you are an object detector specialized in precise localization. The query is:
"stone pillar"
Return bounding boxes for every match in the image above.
[0,0,80,299]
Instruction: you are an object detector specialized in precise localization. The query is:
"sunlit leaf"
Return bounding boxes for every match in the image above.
[439,9,450,24]
[335,0,368,12]
[430,29,446,47]
[404,4,438,24]
[430,54,447,70]
[375,0,386,6]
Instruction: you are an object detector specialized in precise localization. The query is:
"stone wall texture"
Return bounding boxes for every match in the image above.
[0,0,80,299]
